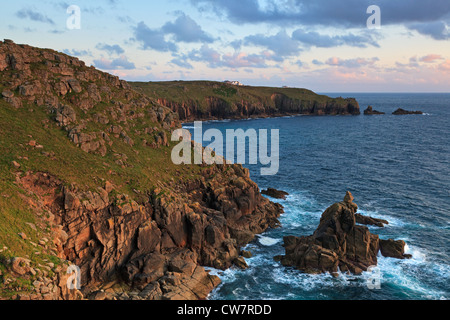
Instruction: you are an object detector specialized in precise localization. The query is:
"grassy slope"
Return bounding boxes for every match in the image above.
[0,79,205,299]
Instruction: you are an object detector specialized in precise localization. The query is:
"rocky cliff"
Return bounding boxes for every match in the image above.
[0,40,283,300]
[131,81,361,121]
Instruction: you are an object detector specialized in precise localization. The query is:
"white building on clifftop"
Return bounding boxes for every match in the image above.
[224,80,244,86]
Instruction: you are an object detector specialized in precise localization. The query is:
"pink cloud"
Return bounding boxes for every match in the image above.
[439,59,450,71]
[420,54,444,63]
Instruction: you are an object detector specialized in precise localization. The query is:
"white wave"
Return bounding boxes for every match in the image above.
[272,267,339,291]
[258,235,281,246]
[375,244,449,299]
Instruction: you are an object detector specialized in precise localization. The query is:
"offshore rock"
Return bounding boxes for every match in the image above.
[379,239,412,259]
[364,106,385,115]
[261,188,289,200]
[393,108,423,115]
[278,192,409,275]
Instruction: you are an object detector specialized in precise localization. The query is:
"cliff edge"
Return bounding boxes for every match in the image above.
[131,81,361,121]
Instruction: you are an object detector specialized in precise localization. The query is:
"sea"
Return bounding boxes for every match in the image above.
[183,93,450,300]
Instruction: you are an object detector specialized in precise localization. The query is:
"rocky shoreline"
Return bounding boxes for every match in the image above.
[131,81,362,121]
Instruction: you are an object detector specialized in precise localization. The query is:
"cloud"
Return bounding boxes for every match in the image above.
[325,57,380,68]
[439,59,450,71]
[133,21,177,52]
[96,43,125,55]
[312,59,324,66]
[292,29,380,48]
[170,58,194,69]
[162,13,215,43]
[63,49,92,57]
[185,44,269,69]
[420,54,444,63]
[16,8,55,25]
[408,21,449,40]
[191,0,450,27]
[188,45,222,67]
[244,31,301,57]
[94,56,136,70]
[221,52,268,68]
[395,56,420,69]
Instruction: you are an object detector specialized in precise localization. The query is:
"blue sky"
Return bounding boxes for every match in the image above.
[1,0,449,92]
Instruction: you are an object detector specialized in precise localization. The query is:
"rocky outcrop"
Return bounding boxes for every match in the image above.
[17,163,282,300]
[393,108,423,115]
[0,40,177,158]
[364,106,385,115]
[261,188,289,200]
[3,255,83,301]
[277,192,410,275]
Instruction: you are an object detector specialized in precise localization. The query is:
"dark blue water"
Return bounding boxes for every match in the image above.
[184,93,450,300]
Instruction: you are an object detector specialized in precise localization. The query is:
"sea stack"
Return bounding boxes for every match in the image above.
[276,192,411,275]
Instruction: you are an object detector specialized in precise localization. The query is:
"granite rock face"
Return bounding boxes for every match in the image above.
[278,192,410,275]
[18,163,282,300]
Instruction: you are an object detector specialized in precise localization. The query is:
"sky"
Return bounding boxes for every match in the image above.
[1,0,449,92]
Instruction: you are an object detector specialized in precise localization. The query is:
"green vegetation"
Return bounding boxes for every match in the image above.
[0,90,203,298]
[131,80,343,112]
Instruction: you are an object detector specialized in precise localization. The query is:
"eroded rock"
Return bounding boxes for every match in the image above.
[278,192,410,275]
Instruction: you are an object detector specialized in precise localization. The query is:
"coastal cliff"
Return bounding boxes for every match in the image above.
[0,40,282,300]
[131,81,361,121]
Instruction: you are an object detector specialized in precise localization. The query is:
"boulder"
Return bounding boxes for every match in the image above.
[67,79,82,93]
[261,188,289,200]
[233,257,248,270]
[379,239,412,259]
[54,104,77,127]
[2,90,14,98]
[10,257,31,275]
